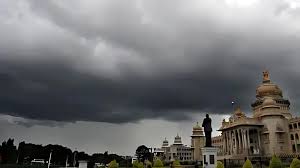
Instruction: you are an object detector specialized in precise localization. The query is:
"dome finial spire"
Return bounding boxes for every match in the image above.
[263,70,270,83]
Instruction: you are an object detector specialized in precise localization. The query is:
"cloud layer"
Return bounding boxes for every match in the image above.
[0,0,300,124]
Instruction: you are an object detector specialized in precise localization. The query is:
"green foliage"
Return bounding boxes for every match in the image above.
[216,161,224,168]
[108,160,119,168]
[290,158,300,168]
[172,160,181,167]
[133,160,144,168]
[269,155,282,168]
[145,160,152,168]
[136,145,152,162]
[153,158,164,167]
[242,159,253,168]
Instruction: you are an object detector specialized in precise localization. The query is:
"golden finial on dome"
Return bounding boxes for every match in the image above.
[263,70,270,83]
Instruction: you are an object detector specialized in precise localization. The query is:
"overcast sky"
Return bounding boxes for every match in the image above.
[0,0,300,155]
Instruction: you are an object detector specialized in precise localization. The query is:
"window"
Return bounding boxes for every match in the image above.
[291,134,295,140]
[296,133,299,140]
[293,145,296,152]
[204,155,207,164]
[298,123,300,128]
[294,123,297,129]
[209,155,215,164]
[290,124,293,130]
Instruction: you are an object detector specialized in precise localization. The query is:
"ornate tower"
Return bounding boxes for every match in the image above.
[251,71,292,155]
[252,70,291,119]
[191,122,205,161]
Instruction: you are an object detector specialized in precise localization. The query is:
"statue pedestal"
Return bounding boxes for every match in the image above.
[201,147,217,168]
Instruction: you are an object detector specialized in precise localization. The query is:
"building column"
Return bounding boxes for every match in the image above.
[242,129,246,154]
[238,129,242,154]
[234,130,238,155]
[247,129,251,155]
[227,131,230,155]
[230,131,235,155]
[257,130,261,154]
[241,129,244,153]
[237,130,239,154]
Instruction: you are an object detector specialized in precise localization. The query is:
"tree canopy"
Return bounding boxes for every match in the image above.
[135,145,152,162]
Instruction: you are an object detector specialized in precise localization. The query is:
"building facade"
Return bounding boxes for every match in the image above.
[159,135,193,162]
[213,71,297,160]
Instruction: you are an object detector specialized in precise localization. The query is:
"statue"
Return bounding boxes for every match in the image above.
[202,114,212,147]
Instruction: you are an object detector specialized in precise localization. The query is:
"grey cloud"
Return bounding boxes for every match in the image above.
[0,0,300,125]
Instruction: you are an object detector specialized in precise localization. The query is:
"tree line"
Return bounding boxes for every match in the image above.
[0,138,131,167]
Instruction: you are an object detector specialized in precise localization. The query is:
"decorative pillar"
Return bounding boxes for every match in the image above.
[227,131,230,155]
[232,131,235,155]
[234,130,240,154]
[257,130,261,154]
[238,129,242,154]
[241,129,244,153]
[247,129,251,155]
[244,129,248,155]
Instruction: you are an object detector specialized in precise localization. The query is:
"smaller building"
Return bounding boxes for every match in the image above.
[159,134,193,161]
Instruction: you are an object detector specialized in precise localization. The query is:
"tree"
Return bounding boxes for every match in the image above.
[269,155,282,168]
[133,160,144,168]
[172,160,181,168]
[242,159,253,168]
[0,138,17,164]
[290,158,300,168]
[136,145,152,162]
[108,160,119,168]
[216,161,224,168]
[153,159,164,168]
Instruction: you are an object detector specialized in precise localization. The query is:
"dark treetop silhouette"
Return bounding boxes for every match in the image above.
[202,114,212,147]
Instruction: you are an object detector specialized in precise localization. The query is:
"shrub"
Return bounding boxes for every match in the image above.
[269,155,282,168]
[108,160,119,168]
[153,159,164,168]
[172,160,181,167]
[216,161,224,168]
[145,160,152,168]
[290,158,300,168]
[133,161,144,168]
[242,159,253,168]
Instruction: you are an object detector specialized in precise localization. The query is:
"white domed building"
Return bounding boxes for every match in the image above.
[214,71,298,161]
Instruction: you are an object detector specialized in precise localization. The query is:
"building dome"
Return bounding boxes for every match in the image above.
[191,122,204,137]
[193,122,202,130]
[256,71,283,98]
[162,138,169,147]
[262,98,276,106]
[174,134,183,145]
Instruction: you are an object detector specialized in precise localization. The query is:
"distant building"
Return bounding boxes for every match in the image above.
[159,134,193,161]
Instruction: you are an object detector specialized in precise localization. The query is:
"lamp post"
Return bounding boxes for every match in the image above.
[48,150,52,168]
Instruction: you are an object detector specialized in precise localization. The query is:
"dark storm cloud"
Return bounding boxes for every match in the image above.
[0,0,300,124]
